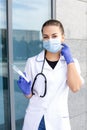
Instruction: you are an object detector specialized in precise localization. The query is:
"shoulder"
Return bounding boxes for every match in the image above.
[60,56,81,72]
[60,55,79,65]
[26,50,45,64]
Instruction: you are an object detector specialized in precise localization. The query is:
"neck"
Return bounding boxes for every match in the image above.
[45,51,61,61]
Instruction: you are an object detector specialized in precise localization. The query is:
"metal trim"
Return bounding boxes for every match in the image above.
[51,0,56,19]
[7,0,16,130]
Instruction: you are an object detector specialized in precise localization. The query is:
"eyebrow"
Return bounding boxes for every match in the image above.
[43,33,58,36]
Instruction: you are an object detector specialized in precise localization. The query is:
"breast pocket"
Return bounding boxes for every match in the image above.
[60,116,71,130]
[45,112,71,130]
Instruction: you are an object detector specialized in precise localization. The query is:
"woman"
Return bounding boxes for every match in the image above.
[17,19,84,130]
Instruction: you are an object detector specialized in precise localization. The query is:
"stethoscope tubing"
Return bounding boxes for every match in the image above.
[31,51,47,98]
[31,73,47,97]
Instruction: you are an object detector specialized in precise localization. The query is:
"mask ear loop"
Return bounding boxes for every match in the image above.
[31,51,47,97]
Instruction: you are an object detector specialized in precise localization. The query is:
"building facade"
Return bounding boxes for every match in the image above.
[0,0,87,130]
[56,0,87,130]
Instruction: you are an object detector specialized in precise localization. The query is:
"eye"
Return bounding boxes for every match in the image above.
[43,36,49,40]
[52,35,58,39]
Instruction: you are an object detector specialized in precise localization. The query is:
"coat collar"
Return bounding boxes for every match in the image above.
[36,50,45,62]
[36,50,65,62]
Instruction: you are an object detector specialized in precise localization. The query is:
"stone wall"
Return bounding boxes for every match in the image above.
[56,0,87,129]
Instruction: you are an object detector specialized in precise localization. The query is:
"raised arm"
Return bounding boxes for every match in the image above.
[61,43,83,92]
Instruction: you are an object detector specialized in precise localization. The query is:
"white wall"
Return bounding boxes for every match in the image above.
[56,0,87,130]
[56,0,87,39]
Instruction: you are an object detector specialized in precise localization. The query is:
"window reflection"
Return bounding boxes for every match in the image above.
[12,0,51,130]
[13,30,43,61]
[0,12,10,130]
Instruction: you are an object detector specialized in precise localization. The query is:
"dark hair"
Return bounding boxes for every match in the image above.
[41,19,64,35]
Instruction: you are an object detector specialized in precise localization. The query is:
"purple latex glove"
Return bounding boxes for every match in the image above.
[17,73,31,95]
[61,43,74,64]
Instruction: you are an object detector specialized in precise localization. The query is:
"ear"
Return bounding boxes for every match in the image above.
[61,34,65,42]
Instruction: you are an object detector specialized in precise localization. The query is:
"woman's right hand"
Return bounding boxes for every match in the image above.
[17,74,31,96]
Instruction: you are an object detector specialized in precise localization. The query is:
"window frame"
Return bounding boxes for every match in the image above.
[7,0,56,130]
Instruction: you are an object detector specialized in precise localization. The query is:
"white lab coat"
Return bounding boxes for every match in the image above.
[22,50,82,130]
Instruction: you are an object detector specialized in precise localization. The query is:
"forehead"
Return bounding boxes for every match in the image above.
[42,25,61,35]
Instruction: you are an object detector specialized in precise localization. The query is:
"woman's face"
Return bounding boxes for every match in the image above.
[42,25,65,43]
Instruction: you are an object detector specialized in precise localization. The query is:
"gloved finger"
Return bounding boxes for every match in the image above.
[19,75,24,80]
[18,75,26,83]
[17,79,20,85]
[18,72,26,81]
[28,81,31,86]
[23,72,26,76]
[61,43,68,47]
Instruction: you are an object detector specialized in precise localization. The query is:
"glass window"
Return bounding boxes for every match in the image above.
[56,0,87,130]
[0,0,11,130]
[12,0,51,130]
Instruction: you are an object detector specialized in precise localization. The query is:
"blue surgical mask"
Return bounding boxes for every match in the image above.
[43,38,63,53]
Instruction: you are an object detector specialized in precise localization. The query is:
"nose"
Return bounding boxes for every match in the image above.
[48,37,53,41]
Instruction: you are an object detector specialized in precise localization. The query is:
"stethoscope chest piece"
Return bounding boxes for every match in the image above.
[31,72,47,98]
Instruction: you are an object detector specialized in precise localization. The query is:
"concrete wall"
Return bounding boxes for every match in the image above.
[56,0,87,130]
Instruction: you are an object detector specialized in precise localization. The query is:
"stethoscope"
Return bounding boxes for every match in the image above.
[31,51,47,98]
